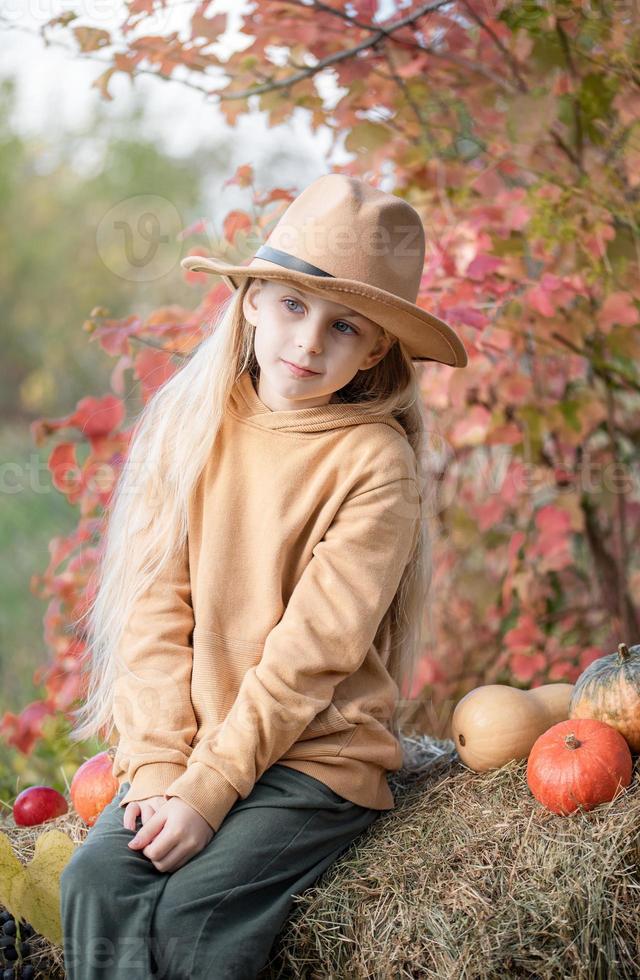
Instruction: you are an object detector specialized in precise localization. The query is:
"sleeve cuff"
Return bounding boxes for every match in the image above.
[117,762,188,808]
[163,761,241,832]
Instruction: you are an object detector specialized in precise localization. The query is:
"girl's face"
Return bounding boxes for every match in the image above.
[242,279,396,410]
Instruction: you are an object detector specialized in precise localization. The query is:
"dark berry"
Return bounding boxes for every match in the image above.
[1,923,15,938]
[3,946,17,962]
[20,967,34,979]
[2,968,14,980]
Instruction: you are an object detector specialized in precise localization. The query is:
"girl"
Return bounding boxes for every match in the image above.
[60,173,467,979]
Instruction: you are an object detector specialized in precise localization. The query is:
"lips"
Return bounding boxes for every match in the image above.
[282,359,319,377]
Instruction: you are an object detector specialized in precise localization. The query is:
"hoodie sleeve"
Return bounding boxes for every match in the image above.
[162,476,420,832]
[111,532,199,809]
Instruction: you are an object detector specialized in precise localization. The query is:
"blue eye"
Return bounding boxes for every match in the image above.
[333,320,357,335]
[282,298,302,313]
[281,298,358,335]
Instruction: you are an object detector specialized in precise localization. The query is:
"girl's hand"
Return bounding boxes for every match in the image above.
[127,796,215,872]
[122,795,167,831]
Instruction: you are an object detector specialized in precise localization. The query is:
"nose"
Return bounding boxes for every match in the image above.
[296,313,325,354]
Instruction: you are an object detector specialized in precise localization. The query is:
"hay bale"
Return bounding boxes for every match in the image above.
[3,735,639,979]
[258,735,640,979]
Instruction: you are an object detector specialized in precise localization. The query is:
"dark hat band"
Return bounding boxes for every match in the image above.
[253,244,434,363]
[254,244,335,279]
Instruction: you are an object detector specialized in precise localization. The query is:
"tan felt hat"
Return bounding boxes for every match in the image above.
[181,173,468,367]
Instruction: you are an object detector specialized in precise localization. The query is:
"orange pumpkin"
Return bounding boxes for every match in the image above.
[569,641,640,753]
[527,718,633,815]
[70,750,119,826]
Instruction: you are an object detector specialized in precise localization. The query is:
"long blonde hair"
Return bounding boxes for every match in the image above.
[68,277,433,753]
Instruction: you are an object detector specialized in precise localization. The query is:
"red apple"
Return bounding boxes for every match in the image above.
[70,751,119,826]
[13,786,68,826]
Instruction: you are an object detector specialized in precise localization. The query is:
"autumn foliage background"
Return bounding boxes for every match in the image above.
[1,0,639,798]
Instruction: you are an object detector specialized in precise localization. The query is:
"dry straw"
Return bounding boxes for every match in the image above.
[2,734,639,979]
[260,735,640,980]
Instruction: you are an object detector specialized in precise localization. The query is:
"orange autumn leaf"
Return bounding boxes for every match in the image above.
[223,210,252,243]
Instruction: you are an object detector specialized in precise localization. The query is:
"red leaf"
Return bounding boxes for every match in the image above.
[31,394,124,446]
[49,444,81,497]
[475,497,507,531]
[578,647,604,671]
[224,164,254,189]
[73,26,111,52]
[598,292,637,333]
[510,651,547,682]
[0,700,54,754]
[72,395,125,438]
[527,283,557,317]
[465,254,504,280]
[535,504,571,536]
[191,9,227,43]
[178,218,208,240]
[134,346,177,402]
[504,613,545,653]
[223,210,252,243]
[450,405,492,447]
[352,0,377,20]
[548,661,576,682]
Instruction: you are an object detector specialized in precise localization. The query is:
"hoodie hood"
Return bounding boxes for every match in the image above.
[228,369,406,437]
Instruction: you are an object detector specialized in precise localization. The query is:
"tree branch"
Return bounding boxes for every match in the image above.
[379,41,433,150]
[458,0,528,91]
[582,494,640,640]
[550,331,640,394]
[555,18,584,168]
[216,0,453,101]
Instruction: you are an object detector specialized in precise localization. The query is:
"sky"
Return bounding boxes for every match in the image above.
[0,0,363,215]
[0,1,408,207]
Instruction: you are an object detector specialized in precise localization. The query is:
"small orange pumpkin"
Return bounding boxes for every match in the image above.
[569,641,640,753]
[527,718,633,815]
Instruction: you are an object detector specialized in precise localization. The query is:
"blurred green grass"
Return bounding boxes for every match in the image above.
[0,419,78,715]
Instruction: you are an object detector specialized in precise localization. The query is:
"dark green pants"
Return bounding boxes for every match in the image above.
[59,763,381,979]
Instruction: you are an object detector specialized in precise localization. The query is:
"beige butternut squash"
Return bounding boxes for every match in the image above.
[451,683,574,772]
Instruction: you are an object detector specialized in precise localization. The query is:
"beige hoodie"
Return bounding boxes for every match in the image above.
[112,368,421,832]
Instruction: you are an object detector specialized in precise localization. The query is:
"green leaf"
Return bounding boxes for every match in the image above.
[344,122,389,154]
[0,829,77,946]
[559,399,582,433]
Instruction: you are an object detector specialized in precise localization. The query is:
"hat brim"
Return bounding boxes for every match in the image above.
[181,255,468,367]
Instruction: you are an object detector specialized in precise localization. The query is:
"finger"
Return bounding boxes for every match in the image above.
[123,803,140,832]
[144,800,165,823]
[128,809,166,851]
[151,842,191,874]
[140,825,181,865]
[139,803,154,825]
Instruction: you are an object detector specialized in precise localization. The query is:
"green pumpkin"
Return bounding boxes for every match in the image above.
[569,642,640,753]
